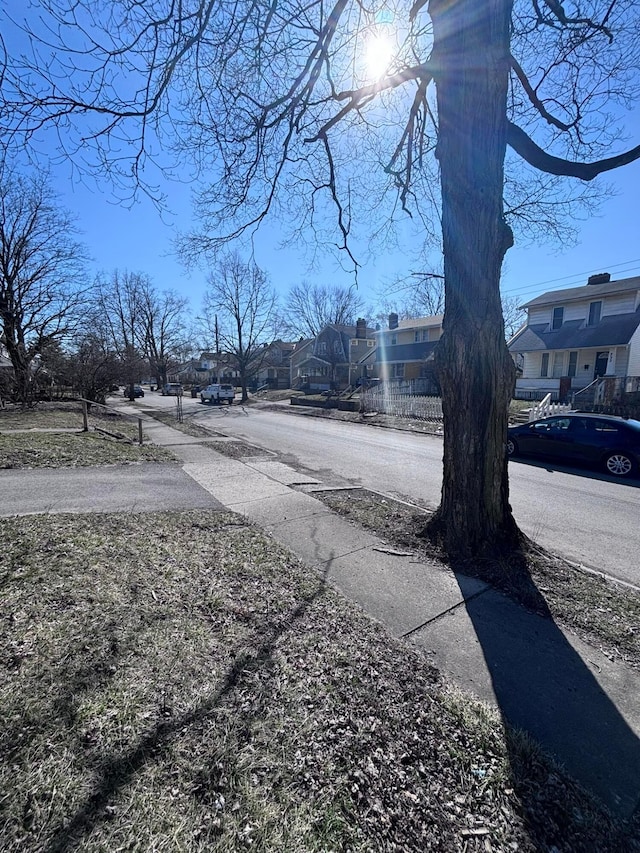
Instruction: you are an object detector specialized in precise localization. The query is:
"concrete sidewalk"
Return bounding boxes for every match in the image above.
[6,407,640,818]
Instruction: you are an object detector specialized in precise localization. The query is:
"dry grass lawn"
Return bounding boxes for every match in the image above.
[1,510,637,852]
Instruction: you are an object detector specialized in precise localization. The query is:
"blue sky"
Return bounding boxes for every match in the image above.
[56,153,640,317]
[5,2,639,318]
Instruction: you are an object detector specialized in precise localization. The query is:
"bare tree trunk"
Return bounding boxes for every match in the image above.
[428,0,519,558]
[4,326,31,405]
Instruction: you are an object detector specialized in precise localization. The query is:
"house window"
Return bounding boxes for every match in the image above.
[540,353,549,377]
[392,363,405,378]
[567,351,578,378]
[551,307,564,330]
[588,300,602,326]
[318,341,327,355]
[390,333,397,345]
[552,352,564,378]
[333,340,341,353]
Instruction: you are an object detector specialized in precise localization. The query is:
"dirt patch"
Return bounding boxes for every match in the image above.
[204,440,272,459]
[259,401,445,434]
[145,410,225,438]
[1,509,636,852]
[315,489,640,672]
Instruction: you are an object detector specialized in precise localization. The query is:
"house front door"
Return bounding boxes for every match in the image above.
[594,351,609,378]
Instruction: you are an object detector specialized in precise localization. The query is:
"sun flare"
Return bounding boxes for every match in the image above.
[364,33,394,79]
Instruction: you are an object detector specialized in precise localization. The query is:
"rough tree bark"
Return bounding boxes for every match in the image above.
[428,0,519,557]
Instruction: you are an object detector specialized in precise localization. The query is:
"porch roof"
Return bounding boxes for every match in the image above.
[508,309,640,353]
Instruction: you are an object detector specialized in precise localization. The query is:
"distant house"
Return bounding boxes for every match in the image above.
[250,340,297,390]
[360,313,443,392]
[290,320,376,392]
[168,351,240,386]
[508,272,640,401]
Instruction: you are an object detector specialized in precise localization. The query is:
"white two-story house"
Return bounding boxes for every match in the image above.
[508,272,640,400]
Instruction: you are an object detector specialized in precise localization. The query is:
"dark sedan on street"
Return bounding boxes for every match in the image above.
[507,412,640,478]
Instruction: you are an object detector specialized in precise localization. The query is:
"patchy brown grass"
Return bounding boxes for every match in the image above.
[316,489,640,671]
[144,409,223,438]
[0,401,85,430]
[1,509,637,852]
[0,432,175,468]
[144,411,268,457]
[203,440,272,459]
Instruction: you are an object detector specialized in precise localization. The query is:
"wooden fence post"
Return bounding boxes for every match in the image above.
[138,418,143,445]
[82,401,89,432]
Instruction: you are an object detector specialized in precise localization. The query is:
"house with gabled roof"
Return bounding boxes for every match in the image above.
[290,320,376,391]
[249,339,297,390]
[508,272,640,400]
[359,313,443,392]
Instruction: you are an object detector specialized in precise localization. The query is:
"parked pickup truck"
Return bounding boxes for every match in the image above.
[200,383,235,405]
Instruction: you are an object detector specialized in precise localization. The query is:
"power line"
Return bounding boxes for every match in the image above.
[501,258,640,303]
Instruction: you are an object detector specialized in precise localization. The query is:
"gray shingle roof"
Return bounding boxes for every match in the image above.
[521,275,640,309]
[508,308,640,353]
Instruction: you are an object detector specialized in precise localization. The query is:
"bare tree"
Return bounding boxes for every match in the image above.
[91,270,148,398]
[501,295,526,340]
[2,2,640,557]
[0,159,87,403]
[65,334,122,404]
[283,283,365,339]
[379,273,445,321]
[203,253,279,402]
[139,285,189,390]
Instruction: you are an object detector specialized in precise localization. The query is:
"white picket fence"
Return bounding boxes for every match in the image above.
[361,388,443,423]
[528,393,572,421]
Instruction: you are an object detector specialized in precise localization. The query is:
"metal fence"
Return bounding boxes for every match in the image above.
[361,387,443,422]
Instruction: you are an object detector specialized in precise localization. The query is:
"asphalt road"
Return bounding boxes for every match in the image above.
[154,393,640,587]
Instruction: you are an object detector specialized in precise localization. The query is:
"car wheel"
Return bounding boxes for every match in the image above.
[604,452,634,477]
[506,437,518,457]
[228,398,233,405]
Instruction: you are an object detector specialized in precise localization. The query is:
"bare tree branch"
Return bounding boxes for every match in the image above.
[507,121,640,180]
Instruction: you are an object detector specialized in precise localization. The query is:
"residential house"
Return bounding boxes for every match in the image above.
[290,320,376,392]
[168,351,239,387]
[364,313,443,392]
[250,340,297,390]
[508,272,640,401]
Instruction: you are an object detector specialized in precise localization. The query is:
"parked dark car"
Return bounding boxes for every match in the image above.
[507,413,640,477]
[131,385,145,398]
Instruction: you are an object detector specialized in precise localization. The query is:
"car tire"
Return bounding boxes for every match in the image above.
[604,452,635,478]
[228,399,233,405]
[506,437,518,457]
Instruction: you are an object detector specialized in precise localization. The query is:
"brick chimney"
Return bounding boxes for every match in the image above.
[355,318,367,339]
[388,312,399,330]
[587,272,611,286]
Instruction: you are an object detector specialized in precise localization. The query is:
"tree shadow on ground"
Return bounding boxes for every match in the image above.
[450,548,640,825]
[41,570,330,853]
